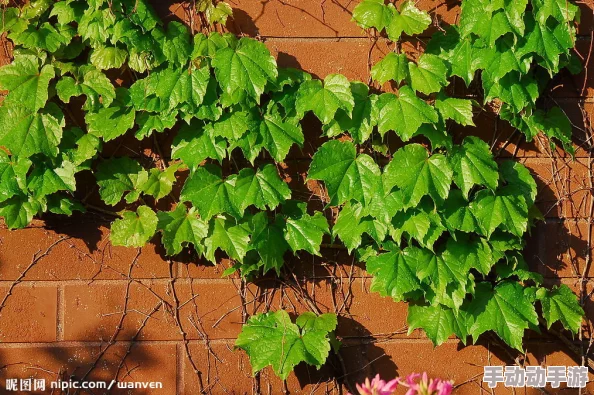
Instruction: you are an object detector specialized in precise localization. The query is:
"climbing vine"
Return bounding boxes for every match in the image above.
[0,0,585,380]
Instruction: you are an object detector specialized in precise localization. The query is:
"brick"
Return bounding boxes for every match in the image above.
[183,341,342,394]
[0,224,173,282]
[63,280,246,341]
[0,344,177,394]
[265,38,390,81]
[0,285,57,343]
[537,220,592,278]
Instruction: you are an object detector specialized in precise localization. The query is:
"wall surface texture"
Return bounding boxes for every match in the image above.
[1,0,594,394]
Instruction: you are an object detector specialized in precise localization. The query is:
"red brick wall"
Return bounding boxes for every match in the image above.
[1,1,594,394]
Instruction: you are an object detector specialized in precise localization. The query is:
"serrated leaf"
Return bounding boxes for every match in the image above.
[366,245,422,302]
[370,53,409,85]
[204,216,250,262]
[111,205,158,247]
[149,65,210,111]
[375,87,438,141]
[258,113,304,162]
[384,144,453,207]
[442,190,478,233]
[500,160,537,206]
[532,0,579,24]
[158,205,208,255]
[537,285,583,334]
[386,0,431,41]
[141,164,180,201]
[308,140,380,206]
[282,202,329,255]
[449,136,499,198]
[172,123,227,170]
[324,82,377,143]
[235,164,291,212]
[408,304,470,346]
[250,212,290,274]
[0,195,37,229]
[517,14,574,72]
[351,0,394,30]
[10,22,69,53]
[468,281,538,351]
[0,104,63,158]
[0,151,30,203]
[90,46,127,70]
[296,74,354,124]
[435,94,475,126]
[27,159,76,198]
[86,89,136,142]
[135,111,178,139]
[180,164,240,220]
[442,235,498,275]
[155,21,192,66]
[95,157,148,205]
[470,188,528,237]
[213,37,277,100]
[408,54,449,95]
[483,72,539,112]
[0,54,55,111]
[235,310,337,380]
[56,65,115,111]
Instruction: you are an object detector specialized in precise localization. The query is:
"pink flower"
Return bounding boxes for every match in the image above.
[350,374,399,395]
[400,372,454,395]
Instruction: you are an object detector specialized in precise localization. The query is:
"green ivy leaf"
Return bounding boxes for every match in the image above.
[95,157,148,205]
[27,159,76,198]
[86,88,136,141]
[470,188,529,237]
[235,164,291,212]
[517,14,574,72]
[204,216,250,262]
[110,205,158,247]
[249,212,290,274]
[384,144,453,207]
[296,74,354,124]
[375,87,438,141]
[408,54,449,95]
[308,140,380,206]
[180,164,240,220]
[90,46,128,70]
[434,94,474,126]
[213,37,278,100]
[56,65,115,111]
[386,0,431,41]
[366,244,422,302]
[157,205,208,255]
[0,54,55,111]
[135,111,178,139]
[500,160,537,206]
[468,281,538,351]
[532,0,579,24]
[0,195,37,230]
[351,0,394,30]
[537,285,583,334]
[282,202,329,255]
[256,112,304,162]
[0,151,30,203]
[0,104,64,158]
[370,53,409,85]
[172,123,227,170]
[449,136,499,198]
[235,310,337,380]
[141,164,181,201]
[408,304,470,346]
